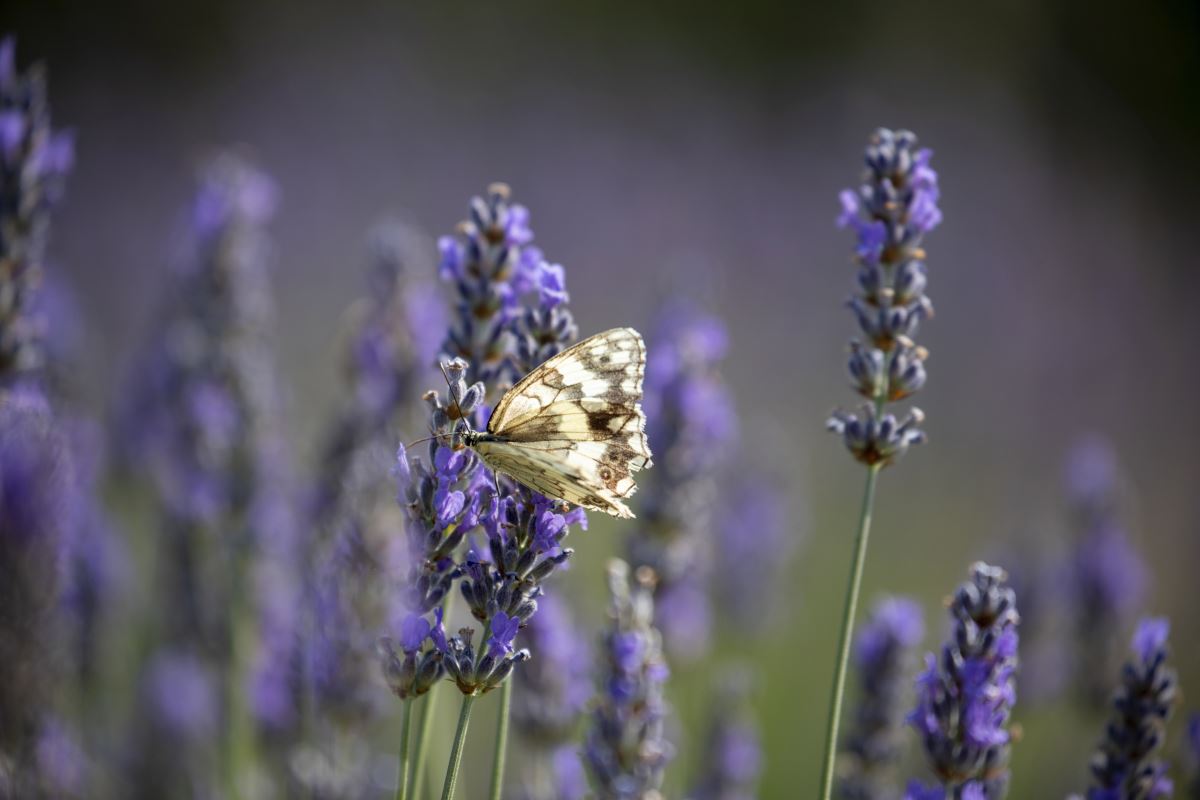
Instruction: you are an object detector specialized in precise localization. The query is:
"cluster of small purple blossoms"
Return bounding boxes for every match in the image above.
[438,181,545,387]
[840,596,925,800]
[584,560,674,799]
[380,183,584,701]
[1077,618,1177,800]
[1187,713,1200,799]
[908,563,1019,800]
[828,128,939,466]
[690,674,763,800]
[0,36,74,380]
[1063,435,1149,706]
[509,594,591,800]
[629,301,735,659]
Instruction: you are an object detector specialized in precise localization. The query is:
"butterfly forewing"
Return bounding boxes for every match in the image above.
[476,327,652,518]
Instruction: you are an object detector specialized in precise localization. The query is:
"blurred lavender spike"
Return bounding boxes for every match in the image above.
[0,35,74,382]
[118,152,298,791]
[627,300,735,660]
[305,219,442,726]
[689,672,764,800]
[1062,434,1149,708]
[508,594,591,800]
[1186,713,1200,799]
[0,385,71,795]
[1080,618,1177,800]
[584,560,674,798]
[909,563,1019,799]
[839,596,925,800]
[828,128,939,465]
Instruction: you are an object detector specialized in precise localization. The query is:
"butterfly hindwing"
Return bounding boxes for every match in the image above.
[478,327,652,518]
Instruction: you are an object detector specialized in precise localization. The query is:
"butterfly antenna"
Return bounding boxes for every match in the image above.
[438,360,464,417]
[405,433,449,449]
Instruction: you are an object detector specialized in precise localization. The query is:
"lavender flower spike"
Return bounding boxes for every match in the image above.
[584,560,674,799]
[828,128,939,465]
[840,596,925,800]
[690,673,763,800]
[0,36,74,381]
[909,562,1019,799]
[1082,617,1177,800]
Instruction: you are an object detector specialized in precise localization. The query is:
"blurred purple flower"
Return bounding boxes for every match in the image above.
[584,561,674,797]
[512,594,591,746]
[909,563,1019,798]
[0,386,70,788]
[841,596,924,800]
[1062,435,1148,707]
[629,301,735,661]
[143,651,218,739]
[35,716,86,796]
[691,675,763,800]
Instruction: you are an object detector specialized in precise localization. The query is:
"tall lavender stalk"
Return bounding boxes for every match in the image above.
[629,301,735,661]
[120,153,294,795]
[839,596,925,800]
[907,563,1019,799]
[0,36,73,384]
[821,128,941,800]
[584,559,674,799]
[1077,618,1177,800]
[377,184,586,800]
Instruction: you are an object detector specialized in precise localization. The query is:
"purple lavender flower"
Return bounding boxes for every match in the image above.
[690,675,763,800]
[828,128,938,466]
[1082,618,1177,800]
[142,649,219,740]
[628,301,735,660]
[840,596,925,800]
[381,184,586,700]
[34,715,86,797]
[0,385,69,791]
[0,36,73,380]
[1062,435,1149,707]
[511,593,591,743]
[909,563,1019,798]
[584,560,674,798]
[1185,712,1200,799]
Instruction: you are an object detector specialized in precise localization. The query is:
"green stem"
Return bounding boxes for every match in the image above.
[818,463,881,800]
[411,592,455,800]
[487,679,513,800]
[396,697,414,800]
[440,694,477,800]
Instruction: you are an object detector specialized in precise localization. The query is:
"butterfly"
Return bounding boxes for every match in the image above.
[456,327,653,519]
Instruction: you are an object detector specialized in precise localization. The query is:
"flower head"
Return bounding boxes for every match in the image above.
[910,563,1019,797]
[1083,617,1177,800]
[584,561,674,798]
[830,128,938,466]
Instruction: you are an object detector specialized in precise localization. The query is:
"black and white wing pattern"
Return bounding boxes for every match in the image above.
[472,327,653,519]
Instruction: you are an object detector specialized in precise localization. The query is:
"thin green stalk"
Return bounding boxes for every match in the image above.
[411,592,454,800]
[395,697,414,800]
[440,694,477,800]
[487,678,513,800]
[818,463,881,800]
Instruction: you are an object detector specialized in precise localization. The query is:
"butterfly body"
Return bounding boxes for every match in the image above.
[459,327,652,519]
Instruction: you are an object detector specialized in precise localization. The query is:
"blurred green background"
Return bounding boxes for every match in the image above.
[4,0,1200,796]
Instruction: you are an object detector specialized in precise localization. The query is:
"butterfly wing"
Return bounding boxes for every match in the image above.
[481,327,652,518]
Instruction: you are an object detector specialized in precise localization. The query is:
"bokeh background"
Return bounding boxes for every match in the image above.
[4,0,1200,796]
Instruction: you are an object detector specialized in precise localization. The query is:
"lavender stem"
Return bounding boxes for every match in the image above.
[820,463,881,800]
[440,694,477,800]
[395,697,413,800]
[488,677,512,800]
